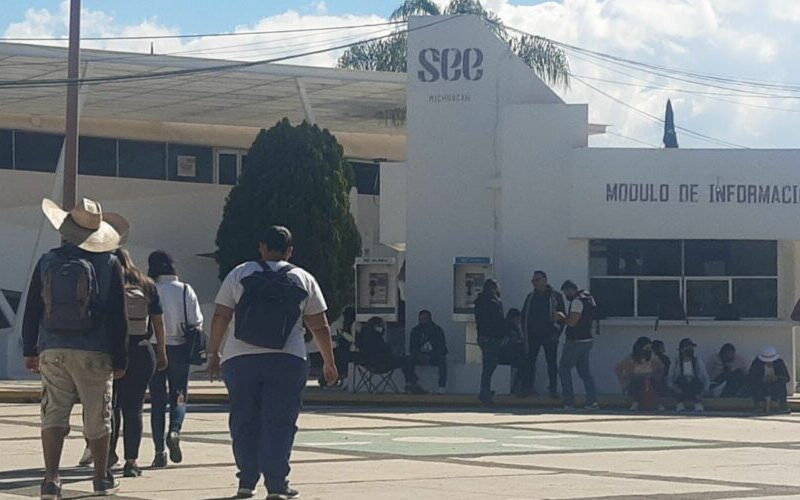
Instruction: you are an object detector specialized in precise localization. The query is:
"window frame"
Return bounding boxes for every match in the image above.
[214,148,247,185]
[590,239,778,320]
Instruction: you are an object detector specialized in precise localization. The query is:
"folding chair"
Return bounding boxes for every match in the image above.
[352,362,400,394]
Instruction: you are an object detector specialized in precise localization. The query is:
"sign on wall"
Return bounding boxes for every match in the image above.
[177,155,197,177]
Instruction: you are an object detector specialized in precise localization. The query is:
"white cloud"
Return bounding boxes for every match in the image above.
[2,1,799,149]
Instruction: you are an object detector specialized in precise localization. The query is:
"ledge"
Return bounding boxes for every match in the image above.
[600,319,797,328]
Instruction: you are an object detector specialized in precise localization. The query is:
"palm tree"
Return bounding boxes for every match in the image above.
[337,0,569,89]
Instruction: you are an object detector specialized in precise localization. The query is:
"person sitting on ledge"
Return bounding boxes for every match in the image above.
[707,343,748,398]
[615,336,665,411]
[668,338,709,413]
[747,346,791,415]
[356,316,427,394]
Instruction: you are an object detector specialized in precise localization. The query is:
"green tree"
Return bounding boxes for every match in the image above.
[215,119,361,321]
[337,0,569,89]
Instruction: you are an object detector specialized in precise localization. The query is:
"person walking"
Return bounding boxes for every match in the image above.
[474,279,505,406]
[409,310,449,394]
[22,198,129,498]
[147,250,203,468]
[556,280,599,410]
[208,226,338,500]
[520,270,564,398]
[109,249,168,477]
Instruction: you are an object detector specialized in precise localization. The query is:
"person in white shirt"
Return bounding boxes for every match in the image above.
[668,337,709,412]
[208,226,336,500]
[146,250,203,468]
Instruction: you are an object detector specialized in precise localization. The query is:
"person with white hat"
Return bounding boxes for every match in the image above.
[747,346,791,414]
[22,198,130,499]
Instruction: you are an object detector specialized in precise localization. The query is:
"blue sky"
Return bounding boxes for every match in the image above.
[1,1,799,149]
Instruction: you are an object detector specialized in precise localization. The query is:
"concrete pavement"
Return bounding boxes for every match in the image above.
[1,401,799,499]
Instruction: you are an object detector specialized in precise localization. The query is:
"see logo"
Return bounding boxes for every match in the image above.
[417,48,484,82]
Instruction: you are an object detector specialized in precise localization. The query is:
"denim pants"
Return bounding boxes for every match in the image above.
[111,341,156,460]
[523,339,559,393]
[223,353,308,493]
[559,339,597,406]
[149,344,189,452]
[479,338,502,397]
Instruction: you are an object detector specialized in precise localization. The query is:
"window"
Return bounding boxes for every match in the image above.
[351,161,380,195]
[168,144,213,183]
[119,140,166,180]
[0,129,12,169]
[590,239,777,319]
[79,137,117,177]
[15,131,63,172]
[215,149,247,185]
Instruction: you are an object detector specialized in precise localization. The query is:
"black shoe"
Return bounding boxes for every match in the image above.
[151,451,167,468]
[267,486,300,499]
[123,461,142,477]
[166,431,183,463]
[40,479,62,500]
[93,472,120,496]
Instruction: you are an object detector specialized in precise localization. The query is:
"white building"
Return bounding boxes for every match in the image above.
[3,16,799,397]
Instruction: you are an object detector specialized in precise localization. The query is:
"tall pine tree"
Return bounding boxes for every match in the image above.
[215,119,361,321]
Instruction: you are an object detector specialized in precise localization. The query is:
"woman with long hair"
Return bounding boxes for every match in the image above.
[110,249,168,477]
[147,250,203,467]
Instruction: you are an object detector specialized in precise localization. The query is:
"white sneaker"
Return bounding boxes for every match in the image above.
[236,487,256,498]
[629,402,639,411]
[436,387,447,395]
[676,402,686,412]
[694,402,705,413]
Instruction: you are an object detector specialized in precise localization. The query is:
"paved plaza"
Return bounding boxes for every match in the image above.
[1,402,800,499]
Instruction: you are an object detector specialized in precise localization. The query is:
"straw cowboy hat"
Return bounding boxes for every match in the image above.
[41,197,129,253]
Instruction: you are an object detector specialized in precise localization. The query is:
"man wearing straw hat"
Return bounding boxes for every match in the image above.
[22,198,130,499]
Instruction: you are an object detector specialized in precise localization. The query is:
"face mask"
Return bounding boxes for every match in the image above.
[682,348,694,357]
[374,326,384,334]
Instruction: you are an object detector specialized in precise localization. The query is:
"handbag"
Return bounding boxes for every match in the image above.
[181,284,207,366]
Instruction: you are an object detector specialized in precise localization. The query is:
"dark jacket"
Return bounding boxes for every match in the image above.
[356,325,392,358]
[747,358,790,388]
[22,245,129,370]
[474,291,505,339]
[409,322,448,357]
[521,286,565,344]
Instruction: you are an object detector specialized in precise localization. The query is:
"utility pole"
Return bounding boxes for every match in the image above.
[63,0,81,210]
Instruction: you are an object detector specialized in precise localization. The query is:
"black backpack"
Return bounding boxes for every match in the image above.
[40,251,100,334]
[234,262,309,349]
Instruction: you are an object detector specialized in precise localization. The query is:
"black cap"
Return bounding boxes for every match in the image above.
[560,280,578,291]
[679,338,697,350]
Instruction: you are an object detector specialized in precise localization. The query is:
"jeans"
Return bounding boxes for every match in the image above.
[559,339,597,406]
[523,339,559,393]
[149,344,189,452]
[413,353,448,388]
[223,353,308,493]
[675,376,703,403]
[111,341,156,460]
[479,338,502,397]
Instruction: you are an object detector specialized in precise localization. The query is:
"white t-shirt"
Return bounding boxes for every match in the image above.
[568,299,584,316]
[214,260,327,363]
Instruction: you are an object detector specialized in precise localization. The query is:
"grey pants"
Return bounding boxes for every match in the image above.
[559,339,597,406]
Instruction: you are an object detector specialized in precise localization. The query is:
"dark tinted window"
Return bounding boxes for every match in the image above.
[686,280,728,317]
[685,240,776,276]
[733,278,777,318]
[79,137,117,177]
[590,240,681,276]
[119,140,166,180]
[637,280,680,317]
[590,278,634,317]
[0,129,12,169]
[218,153,238,185]
[168,144,213,183]
[352,162,379,195]
[15,131,63,172]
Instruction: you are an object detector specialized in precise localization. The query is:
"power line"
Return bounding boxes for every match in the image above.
[605,130,660,148]
[0,18,448,89]
[0,20,405,42]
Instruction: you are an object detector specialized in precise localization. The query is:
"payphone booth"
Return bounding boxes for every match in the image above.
[355,257,398,323]
[453,257,493,363]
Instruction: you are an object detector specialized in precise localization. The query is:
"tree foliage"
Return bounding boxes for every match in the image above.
[338,0,569,89]
[215,119,361,321]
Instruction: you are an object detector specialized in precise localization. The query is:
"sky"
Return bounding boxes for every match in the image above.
[1,0,799,149]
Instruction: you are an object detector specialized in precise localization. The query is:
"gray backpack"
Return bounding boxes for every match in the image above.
[41,252,100,334]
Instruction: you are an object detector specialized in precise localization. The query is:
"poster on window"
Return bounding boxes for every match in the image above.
[368,272,389,305]
[177,155,197,177]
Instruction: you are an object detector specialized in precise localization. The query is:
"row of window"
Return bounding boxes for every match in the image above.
[0,128,380,191]
[590,240,778,319]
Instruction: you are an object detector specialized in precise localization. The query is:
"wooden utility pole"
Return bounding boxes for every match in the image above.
[63,0,81,210]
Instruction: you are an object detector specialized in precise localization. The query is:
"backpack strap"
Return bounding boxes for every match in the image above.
[182,283,189,328]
